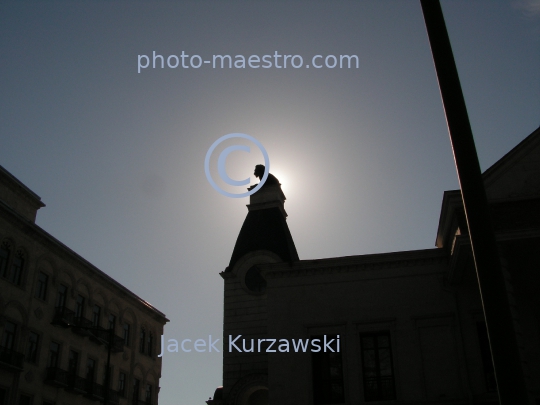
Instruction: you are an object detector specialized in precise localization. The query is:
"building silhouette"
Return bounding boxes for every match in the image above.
[0,166,169,405]
[208,126,540,404]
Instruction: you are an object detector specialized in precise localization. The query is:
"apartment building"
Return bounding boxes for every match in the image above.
[0,165,169,405]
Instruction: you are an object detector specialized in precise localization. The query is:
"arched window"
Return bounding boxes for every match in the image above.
[145,384,152,403]
[133,378,141,401]
[108,314,116,332]
[35,271,49,300]
[139,328,146,354]
[123,323,130,347]
[0,241,10,278]
[245,265,266,293]
[1,321,17,350]
[92,305,101,327]
[55,284,68,310]
[9,249,24,286]
[75,295,85,319]
[147,332,153,356]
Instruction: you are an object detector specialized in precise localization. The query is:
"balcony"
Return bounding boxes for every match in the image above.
[45,368,120,403]
[88,327,125,353]
[66,373,87,394]
[0,346,24,371]
[108,389,120,404]
[88,326,107,345]
[51,307,93,335]
[51,306,75,328]
[110,335,125,353]
[45,367,69,387]
[84,381,105,401]
[72,316,94,336]
[132,400,153,405]
[52,307,124,352]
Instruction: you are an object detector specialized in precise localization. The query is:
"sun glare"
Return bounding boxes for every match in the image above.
[270,169,291,194]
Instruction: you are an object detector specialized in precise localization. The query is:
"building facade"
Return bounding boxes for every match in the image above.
[209,126,540,405]
[0,166,169,405]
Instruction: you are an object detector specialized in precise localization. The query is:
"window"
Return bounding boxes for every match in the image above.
[311,334,344,404]
[55,284,67,309]
[477,322,497,392]
[103,365,112,387]
[108,314,116,332]
[123,323,130,347]
[118,372,126,397]
[68,350,79,375]
[0,388,7,405]
[139,328,146,354]
[47,342,60,368]
[75,295,85,319]
[92,305,101,327]
[0,241,10,278]
[26,332,39,363]
[147,332,153,356]
[133,378,140,401]
[245,265,266,293]
[1,321,17,350]
[145,384,152,403]
[86,358,96,384]
[360,332,396,401]
[9,250,24,286]
[35,272,48,300]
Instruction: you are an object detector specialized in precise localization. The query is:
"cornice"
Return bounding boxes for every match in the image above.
[435,190,462,249]
[483,126,540,189]
[0,165,45,207]
[0,199,169,323]
[220,271,236,280]
[447,227,540,285]
[435,193,540,250]
[260,248,447,279]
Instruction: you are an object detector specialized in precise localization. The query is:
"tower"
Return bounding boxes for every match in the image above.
[218,179,298,405]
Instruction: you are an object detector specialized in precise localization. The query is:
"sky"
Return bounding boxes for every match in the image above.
[1,1,539,404]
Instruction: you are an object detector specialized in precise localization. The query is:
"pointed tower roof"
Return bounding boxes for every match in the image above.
[225,180,299,272]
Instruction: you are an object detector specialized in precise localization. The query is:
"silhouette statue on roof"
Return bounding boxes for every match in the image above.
[248,164,280,190]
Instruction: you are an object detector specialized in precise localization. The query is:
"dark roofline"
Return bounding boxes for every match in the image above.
[260,247,446,278]
[482,125,540,186]
[435,126,540,249]
[0,198,169,322]
[0,165,45,207]
[435,189,462,248]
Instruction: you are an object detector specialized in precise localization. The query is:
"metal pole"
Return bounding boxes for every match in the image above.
[104,326,112,405]
[419,1,530,404]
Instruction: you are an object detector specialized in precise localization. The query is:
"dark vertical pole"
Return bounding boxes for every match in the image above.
[419,1,530,404]
[104,327,112,405]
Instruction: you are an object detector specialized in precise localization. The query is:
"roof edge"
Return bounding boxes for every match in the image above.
[0,165,45,207]
[0,198,169,323]
[260,247,445,275]
[482,126,540,187]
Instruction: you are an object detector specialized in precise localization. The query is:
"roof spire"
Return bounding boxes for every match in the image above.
[225,166,298,271]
